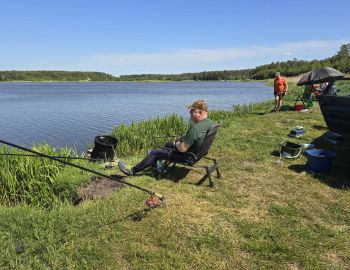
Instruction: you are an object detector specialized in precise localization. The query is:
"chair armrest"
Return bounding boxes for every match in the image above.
[161,148,198,164]
[185,151,198,161]
[161,147,175,153]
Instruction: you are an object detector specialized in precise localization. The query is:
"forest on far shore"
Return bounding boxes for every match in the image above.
[1,44,349,82]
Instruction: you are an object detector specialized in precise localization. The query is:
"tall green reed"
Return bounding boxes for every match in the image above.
[209,100,274,122]
[0,145,74,207]
[111,114,187,155]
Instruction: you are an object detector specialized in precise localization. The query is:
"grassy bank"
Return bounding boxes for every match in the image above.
[1,83,349,269]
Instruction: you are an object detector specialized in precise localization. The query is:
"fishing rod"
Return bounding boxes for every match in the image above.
[0,138,164,207]
[155,135,178,138]
[0,153,93,160]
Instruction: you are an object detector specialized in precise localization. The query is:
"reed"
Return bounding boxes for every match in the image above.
[110,114,187,155]
[209,100,274,122]
[0,145,76,207]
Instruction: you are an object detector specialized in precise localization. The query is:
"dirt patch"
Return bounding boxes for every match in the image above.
[73,175,123,205]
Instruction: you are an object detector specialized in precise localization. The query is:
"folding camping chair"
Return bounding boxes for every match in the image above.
[294,85,317,107]
[159,123,221,187]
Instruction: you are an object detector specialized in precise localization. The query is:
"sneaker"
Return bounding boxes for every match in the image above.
[118,161,134,176]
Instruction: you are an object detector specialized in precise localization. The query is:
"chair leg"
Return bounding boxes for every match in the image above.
[216,166,221,178]
[195,158,220,187]
[196,166,210,186]
[212,158,221,178]
[161,157,220,188]
[206,168,214,188]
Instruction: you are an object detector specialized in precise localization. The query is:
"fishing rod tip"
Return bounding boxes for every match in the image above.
[156,193,165,201]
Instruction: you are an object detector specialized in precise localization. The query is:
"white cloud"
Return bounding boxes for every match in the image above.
[68,39,350,75]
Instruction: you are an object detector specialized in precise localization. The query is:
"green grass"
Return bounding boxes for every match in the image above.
[335,80,350,95]
[1,82,350,269]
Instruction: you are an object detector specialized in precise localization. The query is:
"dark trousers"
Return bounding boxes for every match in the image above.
[132,141,179,173]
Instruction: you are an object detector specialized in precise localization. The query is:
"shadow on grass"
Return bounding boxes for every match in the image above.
[288,164,307,173]
[143,166,191,183]
[165,167,192,183]
[144,166,218,188]
[271,150,280,157]
[86,206,160,234]
[251,112,267,116]
[312,132,350,188]
[312,124,328,131]
[287,131,350,189]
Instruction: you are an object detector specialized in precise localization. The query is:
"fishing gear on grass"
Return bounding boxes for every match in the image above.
[0,138,165,208]
[145,194,165,208]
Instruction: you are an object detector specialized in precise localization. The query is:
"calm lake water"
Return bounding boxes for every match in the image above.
[0,81,272,152]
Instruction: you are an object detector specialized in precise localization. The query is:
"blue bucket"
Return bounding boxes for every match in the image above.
[305,149,336,174]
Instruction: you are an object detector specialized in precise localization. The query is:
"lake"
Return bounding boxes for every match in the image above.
[0,81,272,152]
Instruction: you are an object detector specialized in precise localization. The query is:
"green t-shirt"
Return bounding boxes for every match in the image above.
[182,118,213,153]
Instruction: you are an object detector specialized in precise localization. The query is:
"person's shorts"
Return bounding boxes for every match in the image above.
[274,92,285,98]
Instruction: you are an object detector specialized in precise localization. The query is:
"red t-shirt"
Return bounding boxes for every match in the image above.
[274,77,287,93]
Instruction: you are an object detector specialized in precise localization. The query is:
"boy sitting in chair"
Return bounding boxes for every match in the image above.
[118,99,213,176]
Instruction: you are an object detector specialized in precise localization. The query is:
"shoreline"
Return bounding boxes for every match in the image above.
[0,79,266,83]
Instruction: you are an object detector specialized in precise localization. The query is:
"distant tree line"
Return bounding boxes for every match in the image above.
[118,69,253,81]
[118,43,350,81]
[0,70,117,81]
[1,44,349,82]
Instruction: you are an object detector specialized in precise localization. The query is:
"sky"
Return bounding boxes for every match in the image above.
[1,0,349,76]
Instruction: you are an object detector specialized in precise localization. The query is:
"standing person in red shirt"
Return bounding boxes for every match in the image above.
[273,72,288,111]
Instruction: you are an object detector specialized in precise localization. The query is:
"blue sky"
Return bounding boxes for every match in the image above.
[1,0,349,76]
